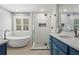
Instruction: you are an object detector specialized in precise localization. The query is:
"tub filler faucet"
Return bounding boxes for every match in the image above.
[4,30,10,40]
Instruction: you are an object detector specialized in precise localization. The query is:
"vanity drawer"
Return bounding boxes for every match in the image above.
[53,37,68,54]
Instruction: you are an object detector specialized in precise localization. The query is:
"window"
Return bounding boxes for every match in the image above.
[16,18,29,31]
[16,18,21,30]
[23,19,29,30]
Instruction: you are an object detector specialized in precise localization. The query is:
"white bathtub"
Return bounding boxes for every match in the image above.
[6,31,31,47]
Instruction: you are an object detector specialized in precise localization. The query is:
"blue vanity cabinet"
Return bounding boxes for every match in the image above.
[53,37,68,55]
[49,35,79,55]
[0,44,7,55]
[57,48,66,55]
[53,42,59,55]
[49,35,67,55]
[69,47,79,55]
[53,43,67,55]
[49,35,69,55]
[49,35,53,55]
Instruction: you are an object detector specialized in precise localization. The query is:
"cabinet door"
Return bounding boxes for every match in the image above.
[49,36,53,54]
[53,43,58,55]
[53,37,68,54]
[57,47,66,55]
[69,47,79,55]
[0,44,7,55]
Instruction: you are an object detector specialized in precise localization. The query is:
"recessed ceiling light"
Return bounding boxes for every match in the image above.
[15,9,19,12]
[41,9,44,11]
[63,9,68,12]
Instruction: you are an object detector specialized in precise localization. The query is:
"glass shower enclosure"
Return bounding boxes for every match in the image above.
[31,12,51,50]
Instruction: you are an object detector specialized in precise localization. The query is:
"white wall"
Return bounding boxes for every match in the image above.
[59,4,79,12]
[50,5,57,33]
[0,6,12,38]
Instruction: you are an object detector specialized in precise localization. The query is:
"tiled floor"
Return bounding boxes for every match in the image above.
[7,41,50,55]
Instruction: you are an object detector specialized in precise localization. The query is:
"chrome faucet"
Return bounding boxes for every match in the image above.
[4,30,10,40]
[74,29,78,37]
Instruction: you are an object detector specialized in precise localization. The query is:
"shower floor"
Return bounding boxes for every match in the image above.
[31,42,49,50]
[7,41,50,55]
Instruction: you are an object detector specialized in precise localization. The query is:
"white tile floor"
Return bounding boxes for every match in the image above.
[7,41,50,55]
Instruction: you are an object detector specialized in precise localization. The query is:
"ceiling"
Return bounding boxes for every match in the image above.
[0,4,56,12]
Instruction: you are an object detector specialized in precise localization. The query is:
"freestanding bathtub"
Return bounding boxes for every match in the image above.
[6,31,31,47]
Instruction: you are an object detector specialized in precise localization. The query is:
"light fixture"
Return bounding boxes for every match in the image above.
[15,9,19,12]
[41,9,44,11]
[63,9,68,12]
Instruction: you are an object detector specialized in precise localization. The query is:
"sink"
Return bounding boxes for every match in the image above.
[59,35,72,38]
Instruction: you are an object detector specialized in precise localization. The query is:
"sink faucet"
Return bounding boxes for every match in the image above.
[4,30,10,40]
[74,29,78,37]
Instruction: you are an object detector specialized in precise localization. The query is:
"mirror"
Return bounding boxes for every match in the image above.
[60,12,79,32]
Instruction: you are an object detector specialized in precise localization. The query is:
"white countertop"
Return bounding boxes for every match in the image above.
[49,32,79,51]
[0,37,8,46]
[0,39,8,46]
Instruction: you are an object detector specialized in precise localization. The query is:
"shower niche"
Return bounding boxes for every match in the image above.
[38,23,46,27]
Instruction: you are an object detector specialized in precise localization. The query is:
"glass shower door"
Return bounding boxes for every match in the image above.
[32,12,50,49]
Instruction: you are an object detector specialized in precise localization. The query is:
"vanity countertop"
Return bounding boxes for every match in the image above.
[0,38,8,46]
[49,32,79,51]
